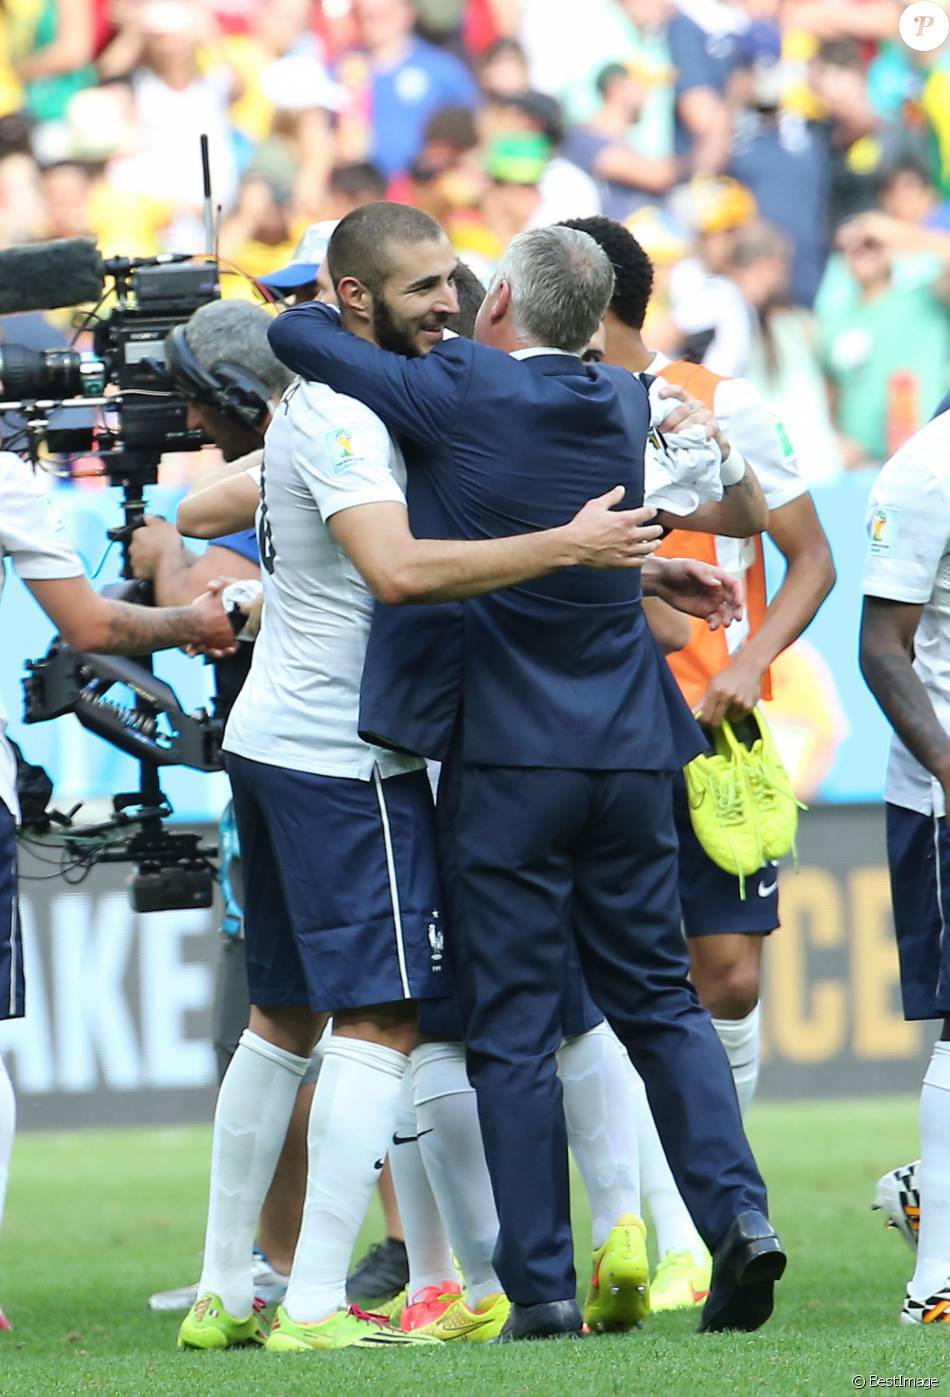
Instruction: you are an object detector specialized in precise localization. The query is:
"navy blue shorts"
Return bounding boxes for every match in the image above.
[226,755,446,1013]
[887,803,950,1021]
[673,773,780,937]
[0,801,24,1021]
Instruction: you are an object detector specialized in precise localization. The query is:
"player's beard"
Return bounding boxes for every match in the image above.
[372,295,446,358]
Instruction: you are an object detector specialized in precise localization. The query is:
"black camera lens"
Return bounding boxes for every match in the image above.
[0,344,84,398]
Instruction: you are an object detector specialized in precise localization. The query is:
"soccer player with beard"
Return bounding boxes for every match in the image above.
[176,206,675,1356]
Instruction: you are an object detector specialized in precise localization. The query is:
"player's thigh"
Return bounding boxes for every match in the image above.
[887,803,950,1021]
[225,754,311,1011]
[258,764,444,1014]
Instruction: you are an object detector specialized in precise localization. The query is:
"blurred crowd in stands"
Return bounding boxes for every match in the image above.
[1,0,949,478]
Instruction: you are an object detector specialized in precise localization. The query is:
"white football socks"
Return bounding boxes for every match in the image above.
[629,1063,706,1260]
[911,1041,950,1300]
[198,1028,309,1317]
[388,1069,456,1297]
[411,1041,502,1307]
[284,1035,407,1323]
[712,1005,761,1116]
[557,1022,641,1248]
[0,1056,14,1236]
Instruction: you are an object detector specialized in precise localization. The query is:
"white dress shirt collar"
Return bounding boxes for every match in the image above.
[509,346,574,360]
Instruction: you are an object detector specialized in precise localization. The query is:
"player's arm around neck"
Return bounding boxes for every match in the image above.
[328,490,663,606]
[269,303,467,448]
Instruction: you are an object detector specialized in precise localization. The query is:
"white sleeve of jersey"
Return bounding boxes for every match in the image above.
[0,452,83,579]
[643,378,724,515]
[863,429,950,604]
[713,377,806,512]
[288,388,407,521]
[239,446,262,488]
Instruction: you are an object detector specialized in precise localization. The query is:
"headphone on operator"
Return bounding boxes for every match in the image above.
[164,321,273,432]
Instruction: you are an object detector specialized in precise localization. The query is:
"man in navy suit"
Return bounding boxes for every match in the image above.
[269,206,786,1339]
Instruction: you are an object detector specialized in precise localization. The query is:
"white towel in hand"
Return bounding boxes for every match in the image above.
[643,377,724,516]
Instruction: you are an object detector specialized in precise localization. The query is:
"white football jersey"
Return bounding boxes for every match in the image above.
[0,453,82,819]
[863,410,950,816]
[648,353,807,654]
[223,380,423,781]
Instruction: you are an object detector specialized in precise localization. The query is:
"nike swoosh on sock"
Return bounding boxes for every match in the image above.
[391,1128,434,1146]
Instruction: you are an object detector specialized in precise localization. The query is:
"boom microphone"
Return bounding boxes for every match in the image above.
[0,238,106,315]
[0,238,198,318]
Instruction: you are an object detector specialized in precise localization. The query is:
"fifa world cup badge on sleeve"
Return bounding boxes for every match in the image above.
[868,506,900,557]
[326,427,362,476]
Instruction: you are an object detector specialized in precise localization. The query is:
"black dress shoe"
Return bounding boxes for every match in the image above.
[496,1299,584,1343]
[698,1210,787,1333]
[345,1237,409,1303]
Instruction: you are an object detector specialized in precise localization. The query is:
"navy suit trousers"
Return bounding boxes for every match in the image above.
[436,755,769,1305]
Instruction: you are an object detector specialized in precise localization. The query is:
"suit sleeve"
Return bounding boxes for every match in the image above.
[268,302,474,449]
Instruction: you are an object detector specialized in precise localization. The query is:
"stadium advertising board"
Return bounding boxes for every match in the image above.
[0,804,932,1127]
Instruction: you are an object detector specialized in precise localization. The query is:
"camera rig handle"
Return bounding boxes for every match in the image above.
[23,642,224,772]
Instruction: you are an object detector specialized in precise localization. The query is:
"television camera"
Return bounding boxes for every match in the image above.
[1,242,235,913]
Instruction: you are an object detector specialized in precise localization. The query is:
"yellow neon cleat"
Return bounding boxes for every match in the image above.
[722,709,803,863]
[684,742,763,895]
[415,1291,510,1342]
[373,1285,407,1326]
[177,1293,268,1350]
[583,1215,651,1332]
[649,1248,712,1313]
[264,1303,438,1351]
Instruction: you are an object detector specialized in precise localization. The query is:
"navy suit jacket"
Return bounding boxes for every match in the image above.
[269,304,704,771]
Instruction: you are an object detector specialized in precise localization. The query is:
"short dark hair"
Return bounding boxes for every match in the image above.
[328,161,387,201]
[815,38,862,69]
[423,104,479,152]
[560,215,653,330]
[447,261,485,338]
[481,36,526,66]
[881,155,933,192]
[327,201,445,292]
[596,62,630,98]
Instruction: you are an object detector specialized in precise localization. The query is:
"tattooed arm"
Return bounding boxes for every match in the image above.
[25,574,237,655]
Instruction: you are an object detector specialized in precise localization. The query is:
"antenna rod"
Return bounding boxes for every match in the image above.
[200,134,214,257]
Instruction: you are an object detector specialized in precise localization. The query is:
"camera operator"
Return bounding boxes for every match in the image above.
[0,448,238,1331]
[131,298,318,1314]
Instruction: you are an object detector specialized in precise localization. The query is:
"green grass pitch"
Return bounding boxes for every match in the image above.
[0,1095,945,1396]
